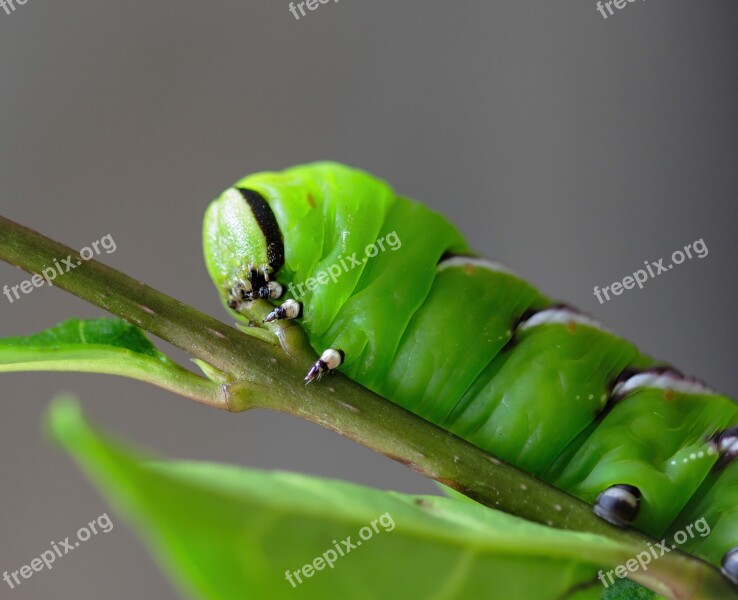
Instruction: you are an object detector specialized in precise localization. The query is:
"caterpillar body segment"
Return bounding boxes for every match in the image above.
[203,162,738,577]
[382,257,549,425]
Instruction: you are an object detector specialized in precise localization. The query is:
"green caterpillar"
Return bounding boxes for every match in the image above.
[202,162,738,585]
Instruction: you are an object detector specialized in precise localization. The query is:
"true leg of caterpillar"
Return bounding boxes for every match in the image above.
[235,298,317,362]
[227,276,283,310]
[225,276,285,345]
[304,348,344,384]
[265,281,283,298]
[263,299,302,323]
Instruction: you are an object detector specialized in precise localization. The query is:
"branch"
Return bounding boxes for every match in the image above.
[0,214,734,599]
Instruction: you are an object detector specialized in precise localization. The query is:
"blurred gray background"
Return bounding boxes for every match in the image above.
[1,1,736,598]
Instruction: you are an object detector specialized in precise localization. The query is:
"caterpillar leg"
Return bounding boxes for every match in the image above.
[263,299,303,323]
[304,348,344,384]
[227,276,283,312]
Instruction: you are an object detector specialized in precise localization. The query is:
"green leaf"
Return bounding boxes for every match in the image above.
[601,579,658,600]
[0,318,223,406]
[0,316,166,356]
[47,397,682,600]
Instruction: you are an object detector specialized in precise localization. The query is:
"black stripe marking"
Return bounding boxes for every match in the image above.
[237,188,285,273]
[710,426,738,471]
[437,250,478,265]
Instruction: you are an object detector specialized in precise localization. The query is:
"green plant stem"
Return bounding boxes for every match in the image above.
[0,350,227,409]
[0,214,734,599]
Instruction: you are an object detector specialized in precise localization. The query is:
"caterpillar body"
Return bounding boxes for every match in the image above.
[202,162,738,580]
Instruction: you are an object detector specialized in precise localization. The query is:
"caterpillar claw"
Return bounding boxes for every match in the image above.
[264,299,302,323]
[304,362,323,384]
[304,349,344,384]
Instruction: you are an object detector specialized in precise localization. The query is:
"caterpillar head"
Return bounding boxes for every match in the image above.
[203,187,285,310]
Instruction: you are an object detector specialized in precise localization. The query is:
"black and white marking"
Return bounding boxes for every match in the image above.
[593,484,641,528]
[517,305,610,333]
[264,299,302,323]
[222,187,286,311]
[236,188,285,274]
[304,348,344,384]
[611,366,715,401]
[436,255,517,276]
[722,547,738,587]
[228,276,283,310]
[710,426,738,471]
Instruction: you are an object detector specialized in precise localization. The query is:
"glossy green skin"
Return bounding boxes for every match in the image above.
[203,188,275,285]
[546,387,738,537]
[384,265,548,423]
[445,321,641,475]
[668,462,738,565]
[203,162,738,567]
[204,162,469,379]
